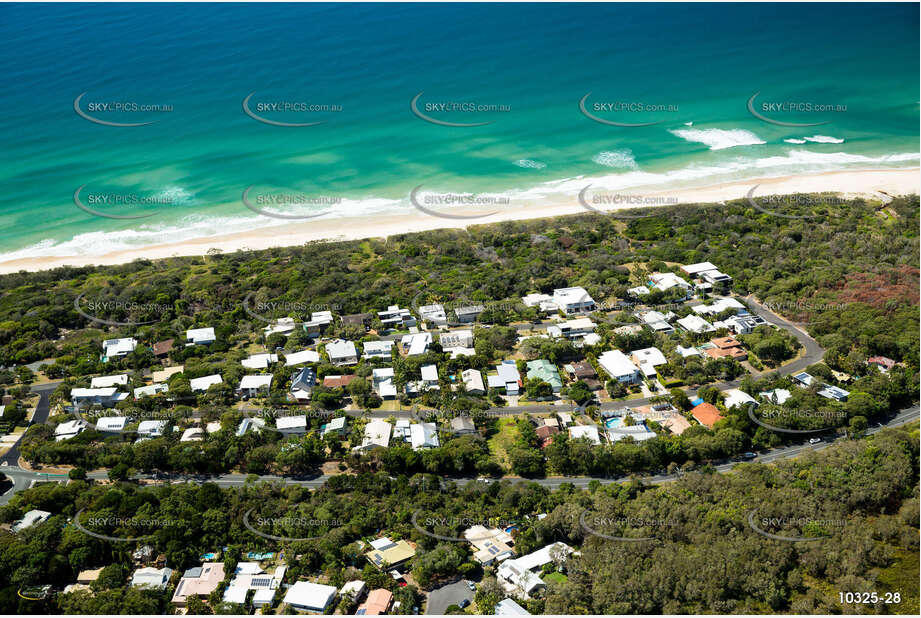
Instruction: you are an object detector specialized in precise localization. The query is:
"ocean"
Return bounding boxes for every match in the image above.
[0,2,918,261]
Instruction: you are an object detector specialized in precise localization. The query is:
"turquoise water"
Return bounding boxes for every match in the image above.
[0,3,917,261]
[605,417,624,429]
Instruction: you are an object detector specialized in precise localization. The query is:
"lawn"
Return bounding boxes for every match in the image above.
[486,416,520,468]
[544,572,568,585]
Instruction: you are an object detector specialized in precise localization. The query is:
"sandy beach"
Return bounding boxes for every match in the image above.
[1,167,917,275]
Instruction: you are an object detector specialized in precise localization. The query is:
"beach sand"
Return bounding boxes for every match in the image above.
[1,167,917,275]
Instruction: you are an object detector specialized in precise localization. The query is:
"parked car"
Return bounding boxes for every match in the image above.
[466,581,476,591]
[742,452,757,460]
[808,437,822,444]
[459,599,471,609]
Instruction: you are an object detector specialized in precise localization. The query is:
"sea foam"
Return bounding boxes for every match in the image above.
[669,128,766,150]
[592,149,638,169]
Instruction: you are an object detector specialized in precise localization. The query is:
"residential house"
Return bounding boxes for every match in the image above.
[495,598,531,615]
[236,417,265,437]
[152,366,183,383]
[242,353,278,370]
[365,537,416,569]
[630,347,667,379]
[497,543,573,598]
[605,422,656,443]
[536,424,559,448]
[724,388,758,410]
[418,303,448,327]
[356,588,392,615]
[420,364,440,390]
[378,305,416,329]
[465,525,515,565]
[677,315,716,334]
[282,581,337,613]
[152,339,174,359]
[526,360,563,394]
[70,387,128,409]
[303,311,334,337]
[487,361,522,395]
[552,287,596,314]
[54,419,88,441]
[691,402,725,428]
[323,374,357,388]
[792,372,814,387]
[186,327,216,345]
[339,580,367,603]
[290,366,317,402]
[341,313,373,330]
[564,361,601,390]
[137,420,168,438]
[372,367,397,399]
[568,425,600,445]
[649,272,692,298]
[363,340,394,359]
[760,388,792,405]
[326,339,358,365]
[705,336,747,360]
[76,568,104,585]
[547,317,595,339]
[440,329,474,349]
[410,422,439,450]
[682,262,733,293]
[12,509,51,532]
[285,349,320,367]
[96,416,129,432]
[461,368,485,395]
[102,337,137,359]
[264,317,297,336]
[190,374,222,392]
[818,385,850,401]
[238,374,273,398]
[320,416,347,437]
[450,416,477,435]
[598,350,641,384]
[724,314,767,335]
[868,356,896,373]
[356,420,392,451]
[691,297,746,316]
[400,332,432,356]
[180,427,204,442]
[91,374,129,388]
[454,304,485,323]
[134,383,168,398]
[521,293,558,313]
[627,285,651,298]
[171,563,225,607]
[130,567,173,590]
[641,310,676,334]
[276,415,308,435]
[675,345,701,358]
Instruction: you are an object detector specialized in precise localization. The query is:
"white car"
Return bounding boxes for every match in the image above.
[808,437,821,444]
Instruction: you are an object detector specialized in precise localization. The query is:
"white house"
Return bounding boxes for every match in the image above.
[676,315,716,334]
[186,327,216,345]
[547,317,595,339]
[495,598,531,615]
[363,340,394,359]
[400,332,432,356]
[238,374,273,397]
[134,383,169,398]
[410,422,440,450]
[236,417,265,437]
[190,374,222,392]
[180,427,205,442]
[487,361,521,395]
[96,416,128,432]
[372,367,397,399]
[418,303,448,327]
[356,420,392,451]
[462,369,485,395]
[760,388,792,405]
[420,364,439,390]
[598,350,641,384]
[91,374,129,388]
[325,339,358,365]
[137,420,168,438]
[606,423,656,443]
[55,419,88,441]
[724,389,758,410]
[276,415,308,435]
[284,349,320,366]
[641,310,676,335]
[71,387,128,409]
[264,317,297,336]
[521,293,558,313]
[691,297,746,315]
[649,273,692,297]
[378,305,416,329]
[568,425,601,445]
[102,337,138,359]
[440,329,474,349]
[130,567,173,590]
[282,581,337,613]
[676,345,701,358]
[321,416,348,437]
[242,353,278,370]
[552,287,596,314]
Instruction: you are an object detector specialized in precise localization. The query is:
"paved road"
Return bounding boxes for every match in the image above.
[0,381,60,466]
[3,405,916,504]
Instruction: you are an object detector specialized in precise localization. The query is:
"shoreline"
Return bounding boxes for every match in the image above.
[1,167,917,275]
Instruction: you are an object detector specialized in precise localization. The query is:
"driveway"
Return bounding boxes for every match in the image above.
[426,580,474,615]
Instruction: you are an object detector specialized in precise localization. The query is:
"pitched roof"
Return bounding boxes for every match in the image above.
[691,402,725,428]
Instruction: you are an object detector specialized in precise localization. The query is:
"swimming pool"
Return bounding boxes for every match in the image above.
[604,417,624,429]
